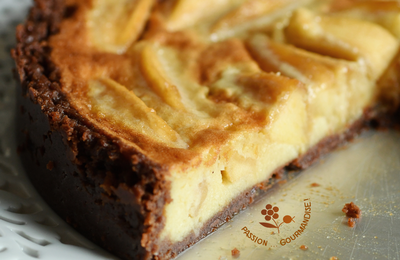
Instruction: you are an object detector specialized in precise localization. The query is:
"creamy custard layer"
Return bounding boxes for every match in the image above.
[50,0,400,247]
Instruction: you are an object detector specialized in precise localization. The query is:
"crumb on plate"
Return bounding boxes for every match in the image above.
[342,202,361,218]
[348,217,356,227]
[299,245,308,250]
[231,248,240,258]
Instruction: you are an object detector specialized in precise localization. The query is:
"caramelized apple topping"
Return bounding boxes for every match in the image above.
[285,8,399,80]
[88,0,155,53]
[212,0,293,30]
[54,0,400,154]
[139,43,186,110]
[162,0,244,31]
[328,1,400,39]
[88,78,187,148]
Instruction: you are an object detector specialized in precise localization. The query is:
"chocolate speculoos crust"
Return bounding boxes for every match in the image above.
[12,1,170,259]
[11,1,400,260]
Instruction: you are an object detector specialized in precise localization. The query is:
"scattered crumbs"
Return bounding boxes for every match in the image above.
[374,236,378,239]
[326,186,333,191]
[330,257,338,260]
[271,231,275,235]
[348,218,355,227]
[389,213,394,216]
[311,182,320,187]
[278,179,287,185]
[299,245,308,250]
[218,256,228,260]
[231,248,240,258]
[342,202,361,218]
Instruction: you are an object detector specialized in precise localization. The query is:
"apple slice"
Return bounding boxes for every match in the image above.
[88,0,155,53]
[88,78,187,148]
[328,1,400,39]
[138,44,186,110]
[247,33,375,144]
[164,0,242,31]
[285,8,399,80]
[199,39,260,85]
[210,0,311,41]
[212,0,294,32]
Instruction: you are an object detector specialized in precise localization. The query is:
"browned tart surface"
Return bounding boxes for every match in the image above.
[12,0,400,259]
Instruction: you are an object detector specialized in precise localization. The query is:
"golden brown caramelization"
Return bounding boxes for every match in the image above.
[50,0,400,163]
[13,0,400,259]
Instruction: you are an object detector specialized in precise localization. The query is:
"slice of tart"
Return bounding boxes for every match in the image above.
[12,0,400,259]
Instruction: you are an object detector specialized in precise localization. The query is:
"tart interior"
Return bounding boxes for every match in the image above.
[39,0,400,255]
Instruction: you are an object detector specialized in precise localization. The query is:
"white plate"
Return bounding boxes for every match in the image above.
[1,1,399,260]
[178,130,400,260]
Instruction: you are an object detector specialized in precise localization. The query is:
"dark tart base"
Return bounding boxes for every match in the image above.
[12,1,400,260]
[13,1,167,259]
[16,80,383,260]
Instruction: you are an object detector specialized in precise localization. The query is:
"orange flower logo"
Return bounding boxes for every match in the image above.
[259,204,295,233]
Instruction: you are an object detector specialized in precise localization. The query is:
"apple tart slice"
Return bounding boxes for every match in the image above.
[13,0,400,259]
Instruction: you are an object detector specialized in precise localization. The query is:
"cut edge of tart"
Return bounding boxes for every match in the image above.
[12,0,400,259]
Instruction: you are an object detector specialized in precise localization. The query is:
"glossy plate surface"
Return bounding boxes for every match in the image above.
[1,1,399,259]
